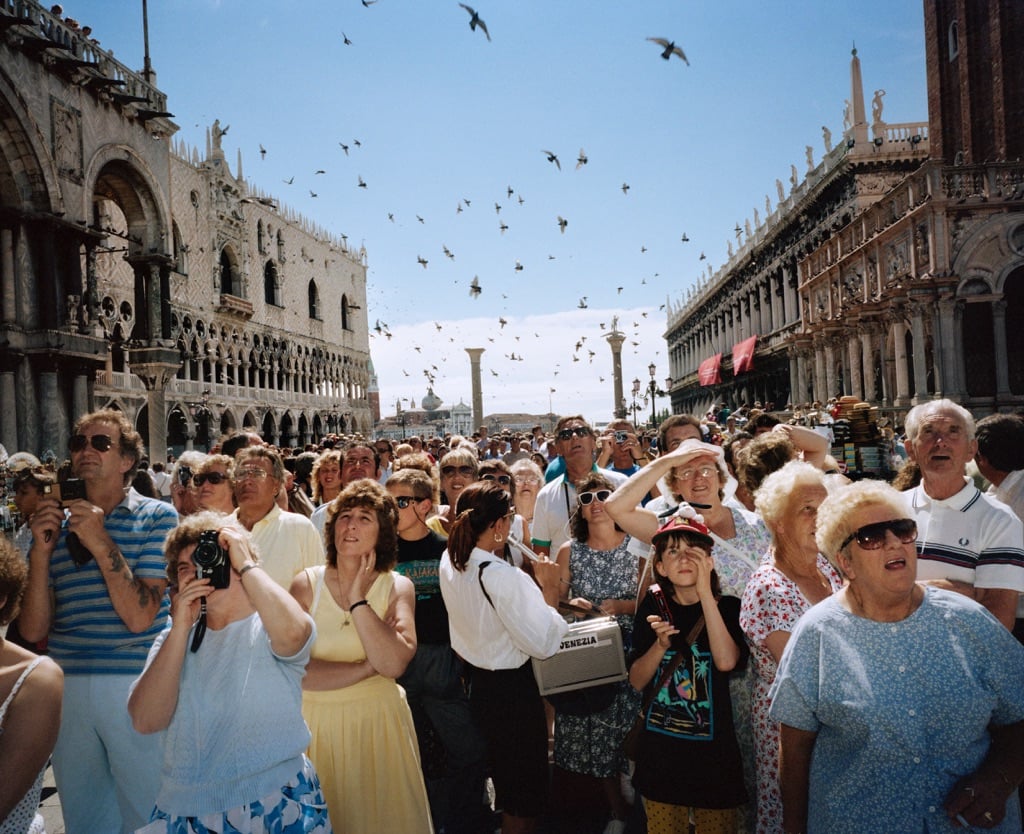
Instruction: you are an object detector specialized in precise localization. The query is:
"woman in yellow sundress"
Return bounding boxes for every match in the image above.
[290,478,433,833]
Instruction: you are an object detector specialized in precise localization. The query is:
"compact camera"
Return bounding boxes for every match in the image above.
[193,530,231,589]
[43,478,87,504]
[614,430,628,444]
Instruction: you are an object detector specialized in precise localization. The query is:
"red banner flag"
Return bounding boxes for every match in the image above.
[698,353,722,386]
[732,335,757,375]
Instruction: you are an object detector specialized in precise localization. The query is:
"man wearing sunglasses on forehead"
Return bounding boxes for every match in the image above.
[531,416,629,559]
[19,408,179,833]
[903,399,1024,631]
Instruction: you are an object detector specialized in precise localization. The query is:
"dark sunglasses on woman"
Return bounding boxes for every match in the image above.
[840,518,917,551]
[193,472,229,487]
[481,473,512,485]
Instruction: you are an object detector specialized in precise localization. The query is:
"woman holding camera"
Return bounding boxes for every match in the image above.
[289,479,433,833]
[127,512,331,833]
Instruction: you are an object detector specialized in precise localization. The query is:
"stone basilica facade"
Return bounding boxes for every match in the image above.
[0,1,372,463]
[665,0,1024,421]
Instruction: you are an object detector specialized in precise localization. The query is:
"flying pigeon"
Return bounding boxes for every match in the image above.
[647,37,689,65]
[576,148,588,169]
[469,276,482,298]
[459,4,491,41]
[542,150,561,170]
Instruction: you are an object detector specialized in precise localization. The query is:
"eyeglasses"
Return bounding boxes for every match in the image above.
[578,489,612,505]
[675,465,718,481]
[193,472,229,487]
[235,467,270,482]
[70,434,113,453]
[557,427,591,441]
[441,465,476,477]
[394,495,425,509]
[839,518,918,551]
[514,474,540,485]
[481,473,512,485]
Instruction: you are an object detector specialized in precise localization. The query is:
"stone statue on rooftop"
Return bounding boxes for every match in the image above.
[871,89,886,124]
[776,179,785,202]
[822,125,832,152]
[805,145,814,171]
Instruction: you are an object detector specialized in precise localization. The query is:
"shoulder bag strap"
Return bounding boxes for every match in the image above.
[477,561,496,609]
[639,614,706,712]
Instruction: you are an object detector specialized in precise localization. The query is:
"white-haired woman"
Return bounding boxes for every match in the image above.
[738,461,842,834]
[771,479,1024,834]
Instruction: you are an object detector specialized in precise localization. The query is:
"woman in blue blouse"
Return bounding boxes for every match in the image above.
[128,512,330,833]
[770,480,1024,834]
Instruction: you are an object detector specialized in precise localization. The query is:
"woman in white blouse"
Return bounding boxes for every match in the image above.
[439,481,567,834]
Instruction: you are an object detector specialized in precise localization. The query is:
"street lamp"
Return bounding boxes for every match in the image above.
[628,377,643,428]
[647,364,672,428]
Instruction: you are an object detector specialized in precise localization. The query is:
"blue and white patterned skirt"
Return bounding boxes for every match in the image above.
[138,758,332,834]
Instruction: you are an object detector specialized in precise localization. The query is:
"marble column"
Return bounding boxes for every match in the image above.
[992,300,1011,399]
[848,336,863,400]
[465,348,485,429]
[909,303,930,403]
[893,320,911,405]
[860,329,876,403]
[814,343,826,403]
[1,228,14,325]
[605,329,627,419]
[935,298,960,400]
[824,339,837,399]
[0,370,15,452]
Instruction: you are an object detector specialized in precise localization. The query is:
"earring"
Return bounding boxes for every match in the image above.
[494,532,504,543]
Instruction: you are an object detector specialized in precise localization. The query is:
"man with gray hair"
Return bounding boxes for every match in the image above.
[903,399,1024,630]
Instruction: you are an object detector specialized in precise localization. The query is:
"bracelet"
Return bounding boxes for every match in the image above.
[238,562,260,577]
[348,599,370,613]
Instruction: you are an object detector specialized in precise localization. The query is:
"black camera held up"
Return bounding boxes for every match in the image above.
[193,530,231,589]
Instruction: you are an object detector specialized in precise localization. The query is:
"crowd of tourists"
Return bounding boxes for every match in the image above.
[1,399,1024,834]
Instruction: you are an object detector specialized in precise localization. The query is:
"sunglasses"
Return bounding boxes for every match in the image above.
[481,473,512,485]
[394,495,425,509]
[193,472,229,487]
[442,465,476,477]
[578,489,612,505]
[840,518,918,551]
[70,434,113,453]
[176,466,194,486]
[557,427,590,441]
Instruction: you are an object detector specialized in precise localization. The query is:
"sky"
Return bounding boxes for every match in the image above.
[78,0,928,425]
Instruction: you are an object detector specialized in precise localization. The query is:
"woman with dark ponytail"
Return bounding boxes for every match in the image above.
[439,482,568,834]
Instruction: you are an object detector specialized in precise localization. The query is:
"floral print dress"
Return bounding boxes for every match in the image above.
[553,536,642,778]
[739,557,843,834]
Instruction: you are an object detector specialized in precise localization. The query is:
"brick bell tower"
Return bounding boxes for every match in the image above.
[923,0,1024,165]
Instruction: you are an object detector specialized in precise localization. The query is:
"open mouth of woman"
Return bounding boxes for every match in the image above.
[884,557,907,570]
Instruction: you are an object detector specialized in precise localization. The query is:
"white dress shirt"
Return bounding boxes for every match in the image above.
[439,546,568,670]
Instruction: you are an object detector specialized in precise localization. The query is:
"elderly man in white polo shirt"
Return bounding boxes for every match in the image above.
[903,398,1024,630]
[232,445,323,589]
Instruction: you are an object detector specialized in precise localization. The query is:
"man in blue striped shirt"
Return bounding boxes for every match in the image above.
[20,409,178,833]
